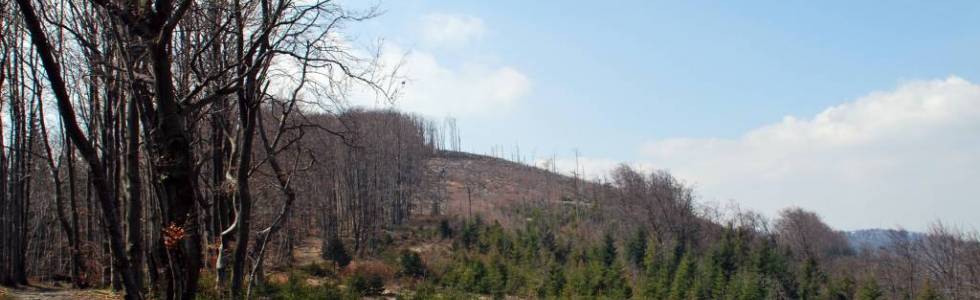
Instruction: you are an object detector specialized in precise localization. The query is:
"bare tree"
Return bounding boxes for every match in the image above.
[774,207,851,262]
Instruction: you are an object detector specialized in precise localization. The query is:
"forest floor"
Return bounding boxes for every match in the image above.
[294,237,327,266]
[0,284,119,300]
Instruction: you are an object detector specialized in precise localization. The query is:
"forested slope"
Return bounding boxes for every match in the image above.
[1,0,978,296]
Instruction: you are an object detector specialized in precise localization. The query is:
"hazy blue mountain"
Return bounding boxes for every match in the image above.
[847,229,924,251]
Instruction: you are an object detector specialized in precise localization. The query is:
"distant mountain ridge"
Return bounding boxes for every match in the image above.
[846,228,924,250]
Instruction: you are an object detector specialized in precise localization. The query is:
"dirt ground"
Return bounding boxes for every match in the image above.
[0,284,119,300]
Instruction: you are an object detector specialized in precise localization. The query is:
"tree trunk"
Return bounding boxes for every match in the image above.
[126,95,145,291]
[12,0,142,297]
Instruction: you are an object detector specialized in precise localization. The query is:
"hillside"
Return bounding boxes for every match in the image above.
[5,0,980,298]
[427,151,593,227]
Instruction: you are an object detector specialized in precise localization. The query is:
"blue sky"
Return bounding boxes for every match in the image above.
[337,1,980,231]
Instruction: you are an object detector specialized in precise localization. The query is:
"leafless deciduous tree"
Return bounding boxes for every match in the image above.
[774,207,852,262]
[5,0,396,297]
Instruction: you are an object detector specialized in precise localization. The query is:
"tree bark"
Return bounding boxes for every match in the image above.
[126,94,145,291]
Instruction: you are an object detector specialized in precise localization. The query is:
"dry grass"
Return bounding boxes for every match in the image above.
[0,286,120,300]
[0,287,11,300]
[342,260,395,281]
[428,152,591,228]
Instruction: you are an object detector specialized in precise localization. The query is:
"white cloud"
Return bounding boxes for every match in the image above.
[638,77,980,230]
[353,44,530,117]
[419,13,486,47]
[261,12,528,118]
[337,12,528,117]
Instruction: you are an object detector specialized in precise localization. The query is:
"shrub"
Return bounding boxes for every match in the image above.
[458,217,483,250]
[299,262,336,278]
[407,281,439,300]
[439,219,453,239]
[399,250,427,278]
[344,260,396,278]
[442,258,487,293]
[263,271,344,300]
[856,278,884,300]
[345,272,385,296]
[322,236,352,268]
[369,233,395,252]
[343,261,394,296]
[194,270,224,300]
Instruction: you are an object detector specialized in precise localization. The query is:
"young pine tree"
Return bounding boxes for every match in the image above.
[712,228,740,278]
[690,256,726,299]
[564,263,598,297]
[856,277,884,300]
[915,281,943,300]
[439,219,453,239]
[668,254,695,300]
[459,259,488,293]
[484,255,509,297]
[597,233,618,268]
[642,242,670,299]
[751,240,797,295]
[818,276,855,300]
[603,260,633,299]
[731,270,765,300]
[398,250,426,277]
[626,228,649,269]
[539,262,565,298]
[459,218,482,250]
[322,235,352,267]
[797,257,825,299]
